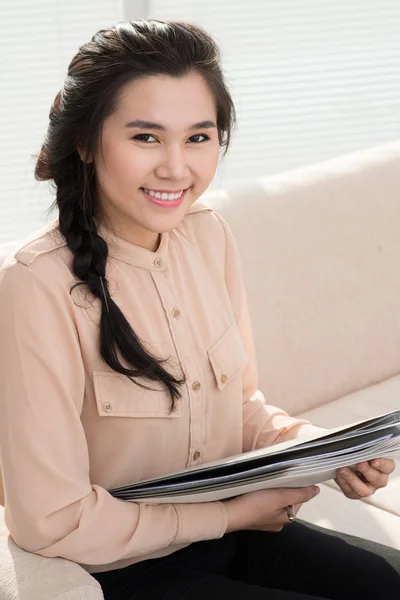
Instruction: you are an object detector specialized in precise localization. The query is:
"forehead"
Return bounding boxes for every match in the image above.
[113,72,217,128]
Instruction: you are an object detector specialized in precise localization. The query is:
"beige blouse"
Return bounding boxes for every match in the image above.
[0,203,319,573]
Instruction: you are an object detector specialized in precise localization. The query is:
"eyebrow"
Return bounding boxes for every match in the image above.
[125,119,217,131]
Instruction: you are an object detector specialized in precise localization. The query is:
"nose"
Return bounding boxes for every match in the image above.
[154,144,191,181]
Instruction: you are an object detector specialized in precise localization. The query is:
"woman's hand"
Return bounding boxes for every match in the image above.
[222,485,320,533]
[335,458,396,499]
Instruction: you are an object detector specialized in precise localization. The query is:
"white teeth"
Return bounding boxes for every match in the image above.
[143,188,183,201]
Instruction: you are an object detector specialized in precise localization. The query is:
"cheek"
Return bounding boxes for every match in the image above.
[194,147,220,181]
[99,142,152,187]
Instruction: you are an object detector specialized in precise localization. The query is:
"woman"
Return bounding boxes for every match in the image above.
[0,19,398,600]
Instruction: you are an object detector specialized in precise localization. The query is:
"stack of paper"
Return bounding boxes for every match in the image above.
[109,410,400,504]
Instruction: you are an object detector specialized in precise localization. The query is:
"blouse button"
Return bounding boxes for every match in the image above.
[193,451,201,461]
[172,308,181,319]
[153,257,163,268]
[103,402,113,412]
[220,374,228,385]
[192,381,201,392]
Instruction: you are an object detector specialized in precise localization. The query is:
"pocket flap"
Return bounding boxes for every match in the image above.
[207,322,247,391]
[93,371,181,418]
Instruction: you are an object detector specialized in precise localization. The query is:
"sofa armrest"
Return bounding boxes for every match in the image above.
[0,507,103,600]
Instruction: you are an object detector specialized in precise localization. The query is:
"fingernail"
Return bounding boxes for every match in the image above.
[373,460,380,468]
[312,486,320,495]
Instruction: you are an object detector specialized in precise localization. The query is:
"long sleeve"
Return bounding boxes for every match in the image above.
[0,260,227,567]
[216,214,324,452]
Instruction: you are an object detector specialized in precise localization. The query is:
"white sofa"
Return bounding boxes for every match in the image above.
[1,141,399,599]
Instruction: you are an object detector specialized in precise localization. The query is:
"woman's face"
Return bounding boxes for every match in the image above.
[93,72,220,250]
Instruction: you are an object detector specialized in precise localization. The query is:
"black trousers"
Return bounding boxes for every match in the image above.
[92,520,400,599]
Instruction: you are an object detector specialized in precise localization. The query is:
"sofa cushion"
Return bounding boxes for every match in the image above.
[298,481,400,550]
[0,506,103,600]
[295,374,400,517]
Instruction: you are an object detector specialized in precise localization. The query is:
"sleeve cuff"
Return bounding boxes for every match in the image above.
[173,501,228,545]
[285,422,329,441]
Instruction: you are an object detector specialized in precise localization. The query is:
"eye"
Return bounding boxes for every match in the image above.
[188,134,210,143]
[132,134,158,143]
[132,133,211,144]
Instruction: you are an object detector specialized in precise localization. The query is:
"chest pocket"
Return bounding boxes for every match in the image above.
[207,321,247,391]
[93,370,182,418]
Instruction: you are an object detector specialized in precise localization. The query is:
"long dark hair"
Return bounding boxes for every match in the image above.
[35,20,236,411]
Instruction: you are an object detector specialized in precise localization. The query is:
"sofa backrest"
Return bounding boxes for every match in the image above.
[203,141,400,415]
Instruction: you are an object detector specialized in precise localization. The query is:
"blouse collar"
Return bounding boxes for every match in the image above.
[96,222,169,272]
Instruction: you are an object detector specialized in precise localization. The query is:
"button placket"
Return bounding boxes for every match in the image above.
[151,270,203,466]
[168,298,203,462]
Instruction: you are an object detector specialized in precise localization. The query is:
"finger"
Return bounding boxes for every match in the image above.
[336,468,375,498]
[294,502,303,517]
[290,502,303,522]
[281,486,320,506]
[335,474,359,499]
[278,502,302,525]
[356,462,388,489]
[368,458,396,475]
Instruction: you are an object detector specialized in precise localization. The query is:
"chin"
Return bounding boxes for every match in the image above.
[148,205,192,231]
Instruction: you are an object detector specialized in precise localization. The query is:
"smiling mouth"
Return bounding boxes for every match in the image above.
[140,187,190,207]
[140,187,191,200]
